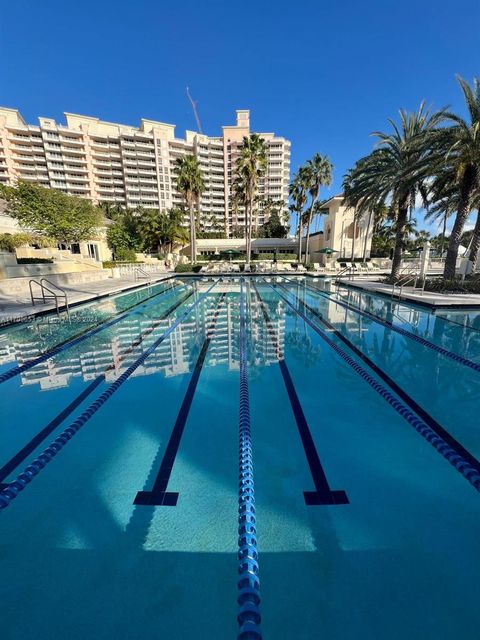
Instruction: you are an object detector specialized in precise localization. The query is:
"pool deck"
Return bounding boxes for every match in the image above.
[0,273,174,326]
[340,278,480,310]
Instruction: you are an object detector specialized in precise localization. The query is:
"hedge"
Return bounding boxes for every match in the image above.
[174,263,203,273]
[17,257,54,264]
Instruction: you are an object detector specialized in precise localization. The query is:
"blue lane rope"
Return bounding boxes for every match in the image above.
[237,279,262,640]
[0,282,217,512]
[285,277,480,374]
[0,279,186,385]
[0,289,195,487]
[266,281,480,494]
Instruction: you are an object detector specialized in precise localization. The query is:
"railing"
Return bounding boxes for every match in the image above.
[335,266,355,280]
[29,278,70,317]
[391,265,425,298]
[134,267,152,283]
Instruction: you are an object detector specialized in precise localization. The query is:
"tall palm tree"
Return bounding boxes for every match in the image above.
[289,166,310,263]
[438,77,480,279]
[464,189,480,269]
[173,155,205,263]
[232,134,267,263]
[343,103,446,279]
[304,154,333,263]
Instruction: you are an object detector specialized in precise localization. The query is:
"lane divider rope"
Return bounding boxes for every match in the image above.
[266,281,480,494]
[0,279,185,385]
[237,279,262,640]
[285,277,480,374]
[0,282,217,511]
[0,289,195,487]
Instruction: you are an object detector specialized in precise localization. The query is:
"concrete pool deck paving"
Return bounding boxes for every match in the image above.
[339,278,480,310]
[0,273,174,326]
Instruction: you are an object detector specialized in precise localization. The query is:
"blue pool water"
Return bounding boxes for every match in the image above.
[0,276,479,639]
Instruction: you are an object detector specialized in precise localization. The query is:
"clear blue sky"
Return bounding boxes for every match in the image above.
[1,0,479,233]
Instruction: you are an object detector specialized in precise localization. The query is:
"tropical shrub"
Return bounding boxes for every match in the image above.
[0,232,33,251]
[114,247,137,262]
[174,263,202,273]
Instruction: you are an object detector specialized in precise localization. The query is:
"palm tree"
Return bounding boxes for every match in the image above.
[232,134,267,263]
[303,154,333,263]
[173,155,205,263]
[289,166,310,263]
[438,77,480,279]
[343,103,446,279]
[138,208,188,253]
[464,189,480,269]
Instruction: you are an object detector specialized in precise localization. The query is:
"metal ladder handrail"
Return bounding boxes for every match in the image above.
[134,267,152,283]
[29,278,69,317]
[391,264,425,298]
[335,266,354,280]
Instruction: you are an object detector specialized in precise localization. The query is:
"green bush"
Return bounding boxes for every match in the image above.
[17,257,54,264]
[115,247,137,262]
[0,232,33,252]
[32,235,57,249]
[423,277,480,294]
[305,262,315,271]
[102,260,144,269]
[174,263,203,273]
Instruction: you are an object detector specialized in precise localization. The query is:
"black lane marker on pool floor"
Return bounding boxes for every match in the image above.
[285,277,480,375]
[270,282,480,490]
[252,282,348,506]
[134,293,227,507]
[0,290,195,490]
[0,279,184,386]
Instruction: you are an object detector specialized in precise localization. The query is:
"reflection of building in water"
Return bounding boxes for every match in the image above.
[3,294,286,391]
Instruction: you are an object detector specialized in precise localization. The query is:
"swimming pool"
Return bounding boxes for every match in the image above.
[0,275,479,639]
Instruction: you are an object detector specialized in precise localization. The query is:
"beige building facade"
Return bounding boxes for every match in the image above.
[320,195,373,261]
[0,107,290,238]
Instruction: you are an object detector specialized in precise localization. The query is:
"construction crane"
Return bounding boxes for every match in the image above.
[186,86,203,134]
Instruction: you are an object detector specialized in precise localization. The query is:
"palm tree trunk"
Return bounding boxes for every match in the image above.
[467,210,480,273]
[444,170,475,279]
[304,210,313,264]
[246,200,252,264]
[189,204,195,263]
[440,212,447,256]
[391,203,409,280]
[363,211,372,262]
[351,216,357,261]
[297,215,303,263]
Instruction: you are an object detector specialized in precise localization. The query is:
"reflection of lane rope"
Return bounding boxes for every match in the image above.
[286,278,480,374]
[237,279,262,640]
[0,283,216,512]
[268,282,480,494]
[0,279,182,385]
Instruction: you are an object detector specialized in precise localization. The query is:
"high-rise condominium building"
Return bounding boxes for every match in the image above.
[0,107,290,237]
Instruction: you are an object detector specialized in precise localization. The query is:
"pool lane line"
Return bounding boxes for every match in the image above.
[134,292,227,506]
[0,289,195,489]
[237,279,262,640]
[0,282,217,512]
[264,281,480,493]
[251,282,348,506]
[0,279,186,386]
[283,278,480,375]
